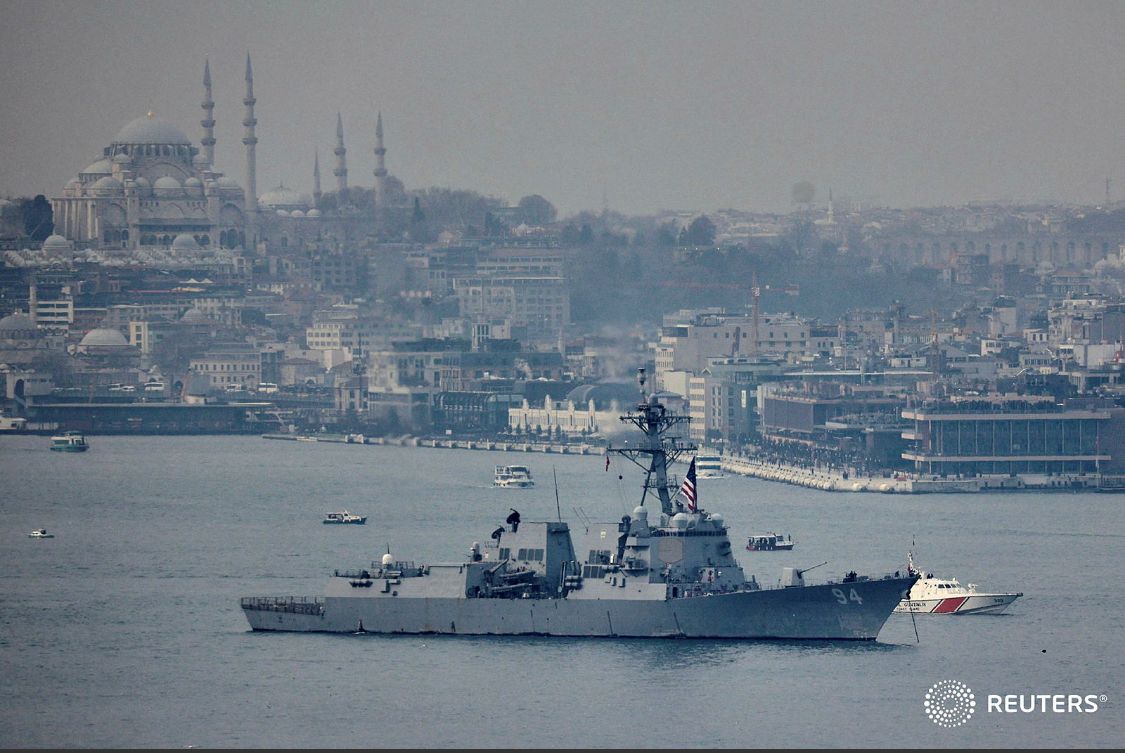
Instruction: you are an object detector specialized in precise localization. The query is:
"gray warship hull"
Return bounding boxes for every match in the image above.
[242,576,914,640]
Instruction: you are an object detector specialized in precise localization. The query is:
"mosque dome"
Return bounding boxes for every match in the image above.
[276,209,289,217]
[133,176,152,196]
[216,176,242,193]
[183,177,204,197]
[0,312,37,337]
[81,159,113,176]
[79,327,129,348]
[153,176,183,197]
[91,176,124,196]
[179,307,210,324]
[112,115,191,145]
[290,209,305,218]
[259,185,310,210]
[42,234,71,252]
[306,208,322,218]
[171,233,199,251]
[112,153,132,165]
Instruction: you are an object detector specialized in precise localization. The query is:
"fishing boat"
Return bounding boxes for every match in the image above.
[28,528,54,539]
[50,431,89,452]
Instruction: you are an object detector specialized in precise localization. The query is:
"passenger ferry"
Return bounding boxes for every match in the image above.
[494,465,534,488]
[894,552,1022,614]
[50,431,89,452]
[695,453,724,479]
[0,414,28,431]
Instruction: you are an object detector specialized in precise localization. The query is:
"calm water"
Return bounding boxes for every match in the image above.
[0,435,1121,748]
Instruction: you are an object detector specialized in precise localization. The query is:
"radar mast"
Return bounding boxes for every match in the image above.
[608,368,696,516]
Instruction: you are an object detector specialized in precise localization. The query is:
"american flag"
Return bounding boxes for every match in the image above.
[680,457,697,512]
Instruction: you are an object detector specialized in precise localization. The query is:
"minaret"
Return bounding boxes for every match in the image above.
[242,53,258,215]
[827,188,834,224]
[373,111,387,225]
[200,59,216,167]
[333,112,348,196]
[313,149,322,206]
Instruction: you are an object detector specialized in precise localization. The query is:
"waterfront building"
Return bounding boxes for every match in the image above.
[901,395,1125,476]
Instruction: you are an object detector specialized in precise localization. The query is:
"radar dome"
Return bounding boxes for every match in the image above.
[381,553,394,566]
[671,512,690,529]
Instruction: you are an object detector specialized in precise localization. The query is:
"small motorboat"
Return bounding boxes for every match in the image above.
[494,465,534,488]
[323,511,367,525]
[746,532,795,551]
[28,528,54,539]
[894,552,1022,614]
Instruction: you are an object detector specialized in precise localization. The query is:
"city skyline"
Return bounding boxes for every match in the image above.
[2,1,1125,215]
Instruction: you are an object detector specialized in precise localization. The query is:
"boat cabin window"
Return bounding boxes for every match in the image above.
[499,548,510,560]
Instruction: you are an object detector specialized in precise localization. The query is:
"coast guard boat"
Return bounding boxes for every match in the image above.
[894,552,1022,615]
[241,369,916,640]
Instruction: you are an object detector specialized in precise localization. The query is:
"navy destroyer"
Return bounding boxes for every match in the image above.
[241,369,916,639]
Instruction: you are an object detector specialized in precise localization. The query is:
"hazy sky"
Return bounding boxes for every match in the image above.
[2,0,1124,216]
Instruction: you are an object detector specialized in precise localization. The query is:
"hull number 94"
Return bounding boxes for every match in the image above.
[832,588,863,605]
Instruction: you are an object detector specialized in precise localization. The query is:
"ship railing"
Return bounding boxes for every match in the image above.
[240,596,326,616]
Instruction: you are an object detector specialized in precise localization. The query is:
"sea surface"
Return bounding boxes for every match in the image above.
[0,435,1121,748]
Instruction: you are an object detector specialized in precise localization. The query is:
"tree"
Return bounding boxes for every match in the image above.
[21,195,53,242]
[655,222,678,247]
[578,224,594,245]
[686,215,716,246]
[517,194,557,225]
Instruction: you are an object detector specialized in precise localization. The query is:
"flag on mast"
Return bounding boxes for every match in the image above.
[680,457,697,512]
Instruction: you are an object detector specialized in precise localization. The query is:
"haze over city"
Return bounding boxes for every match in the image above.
[3,0,1125,215]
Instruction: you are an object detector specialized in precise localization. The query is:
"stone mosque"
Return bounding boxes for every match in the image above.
[49,56,394,255]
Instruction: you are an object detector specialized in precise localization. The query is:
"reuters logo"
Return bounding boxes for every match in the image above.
[924,680,976,727]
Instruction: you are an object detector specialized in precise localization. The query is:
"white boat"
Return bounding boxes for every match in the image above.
[494,464,534,488]
[696,453,724,479]
[894,552,1022,615]
[0,414,28,431]
[50,431,89,452]
[28,528,54,539]
[746,532,795,551]
[323,511,367,525]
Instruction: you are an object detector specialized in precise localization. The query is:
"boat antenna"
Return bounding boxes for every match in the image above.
[552,466,562,522]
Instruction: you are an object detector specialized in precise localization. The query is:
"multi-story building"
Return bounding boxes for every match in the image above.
[655,309,839,389]
[453,276,569,345]
[189,343,261,390]
[901,395,1123,476]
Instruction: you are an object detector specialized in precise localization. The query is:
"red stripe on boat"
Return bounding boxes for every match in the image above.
[933,597,968,613]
